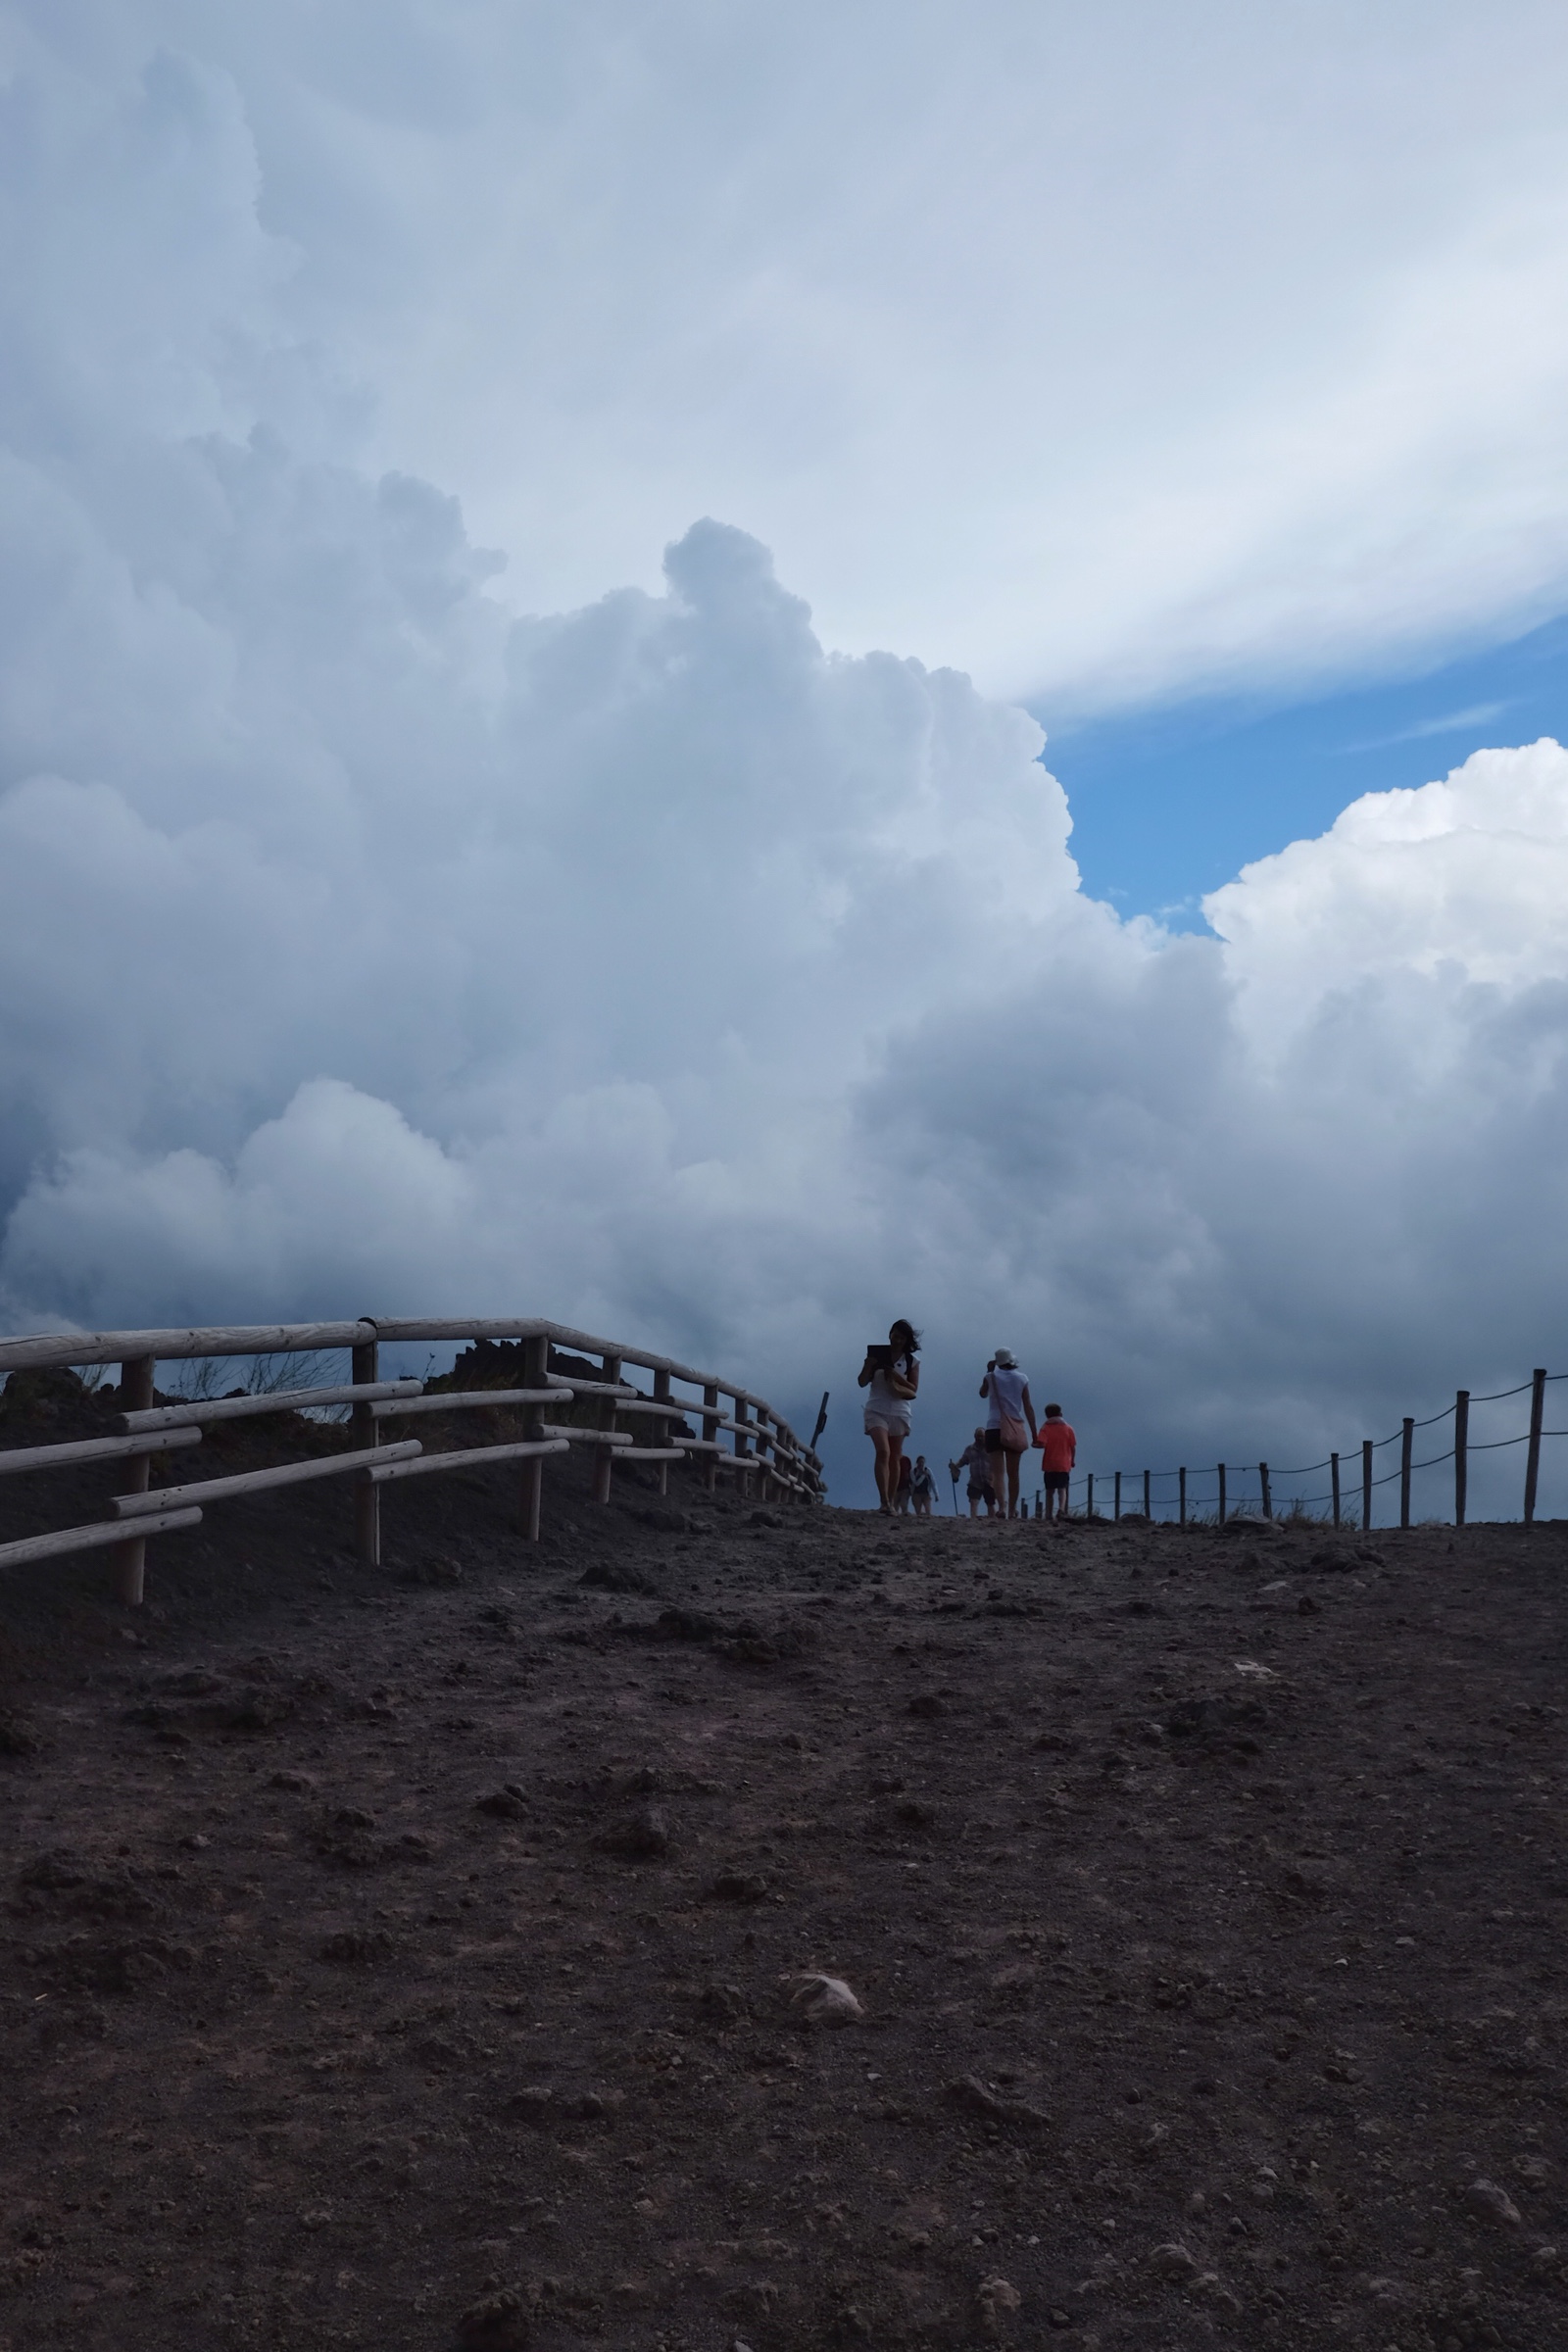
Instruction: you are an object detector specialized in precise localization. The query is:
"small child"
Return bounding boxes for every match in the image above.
[1037,1402,1076,1522]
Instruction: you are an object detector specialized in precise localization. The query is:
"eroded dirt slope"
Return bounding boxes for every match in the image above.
[2,1451,1567,2352]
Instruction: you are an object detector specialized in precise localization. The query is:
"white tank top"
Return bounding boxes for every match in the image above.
[986,1364,1026,1427]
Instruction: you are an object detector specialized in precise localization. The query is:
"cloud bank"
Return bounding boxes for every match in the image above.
[10,2,1568,707]
[2,19,1568,1514]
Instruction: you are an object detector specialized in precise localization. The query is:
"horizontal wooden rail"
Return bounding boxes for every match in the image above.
[112,1442,422,1518]
[0,1321,375,1374]
[0,1507,204,1570]
[372,1388,571,1418]
[369,1437,570,1485]
[0,1426,203,1476]
[122,1381,423,1432]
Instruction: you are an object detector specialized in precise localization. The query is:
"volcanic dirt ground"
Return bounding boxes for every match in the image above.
[2,1420,1567,2352]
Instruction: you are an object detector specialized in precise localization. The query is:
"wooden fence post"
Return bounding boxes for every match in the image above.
[521,1333,549,1541]
[1113,1470,1121,1523]
[111,1355,157,1605]
[734,1397,753,1501]
[1331,1451,1341,1528]
[593,1353,621,1505]
[1143,1468,1151,1520]
[1087,1472,1095,1520]
[1217,1464,1227,1526]
[1259,1461,1272,1521]
[653,1368,672,1497]
[1361,1439,1373,1532]
[1399,1418,1413,1530]
[1178,1467,1186,1526]
[1453,1391,1468,1528]
[1524,1368,1546,1526]
[352,1337,380,1566]
[703,1386,719,1493]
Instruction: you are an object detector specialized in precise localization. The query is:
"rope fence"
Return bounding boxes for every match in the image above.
[1041,1368,1563,1532]
[0,1314,824,1603]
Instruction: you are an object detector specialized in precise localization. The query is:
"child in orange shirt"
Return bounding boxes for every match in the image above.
[1037,1402,1076,1522]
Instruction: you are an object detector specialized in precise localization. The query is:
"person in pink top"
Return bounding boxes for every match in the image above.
[1037,1402,1076,1522]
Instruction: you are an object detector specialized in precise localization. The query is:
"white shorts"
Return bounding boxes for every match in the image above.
[863,1407,911,1438]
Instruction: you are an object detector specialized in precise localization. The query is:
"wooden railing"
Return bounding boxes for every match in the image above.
[0,1315,823,1602]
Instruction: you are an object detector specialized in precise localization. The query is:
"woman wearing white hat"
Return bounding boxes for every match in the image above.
[979,1348,1037,1521]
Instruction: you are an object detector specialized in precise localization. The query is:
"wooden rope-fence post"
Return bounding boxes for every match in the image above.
[1259,1462,1272,1521]
[1178,1467,1186,1526]
[352,1336,381,1566]
[1453,1391,1468,1528]
[1524,1368,1546,1526]
[653,1368,672,1497]
[1087,1472,1095,1520]
[734,1396,753,1501]
[1113,1470,1121,1523]
[1143,1468,1151,1520]
[592,1352,621,1505]
[703,1385,719,1493]
[521,1333,549,1541]
[1399,1418,1413,1530]
[1217,1464,1227,1526]
[1331,1451,1341,1528]
[1361,1439,1373,1532]
[112,1354,156,1605]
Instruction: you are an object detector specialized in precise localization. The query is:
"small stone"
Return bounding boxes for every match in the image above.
[785,1972,863,2025]
[1149,2242,1200,2280]
[1465,2178,1522,2229]
[709,1869,768,1903]
[907,1692,947,1718]
[476,1787,529,1821]
[454,2282,530,2349]
[596,1804,670,1858]
[974,2275,1021,2337]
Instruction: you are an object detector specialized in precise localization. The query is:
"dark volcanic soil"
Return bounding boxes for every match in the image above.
[2,1416,1567,2352]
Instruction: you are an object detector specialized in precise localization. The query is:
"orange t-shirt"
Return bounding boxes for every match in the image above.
[1039,1419,1076,1472]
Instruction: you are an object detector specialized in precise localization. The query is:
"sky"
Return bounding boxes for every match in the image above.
[3,1,1568,1517]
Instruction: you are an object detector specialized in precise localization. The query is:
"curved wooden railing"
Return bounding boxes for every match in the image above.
[0,1314,823,1603]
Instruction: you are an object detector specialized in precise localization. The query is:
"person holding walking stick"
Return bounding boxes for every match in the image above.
[858,1319,920,1517]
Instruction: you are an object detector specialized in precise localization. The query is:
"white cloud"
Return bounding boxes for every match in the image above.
[2,12,1568,1517]
[12,0,1566,708]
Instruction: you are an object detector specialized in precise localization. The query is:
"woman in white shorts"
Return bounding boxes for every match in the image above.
[858,1319,920,1516]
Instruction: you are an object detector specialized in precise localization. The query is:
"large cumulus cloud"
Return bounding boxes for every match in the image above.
[1,22,1566,1517]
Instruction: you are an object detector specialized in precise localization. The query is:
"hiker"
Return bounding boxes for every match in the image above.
[979,1348,1038,1520]
[1037,1400,1076,1521]
[858,1319,920,1516]
[950,1428,997,1517]
[910,1454,937,1516]
[895,1451,914,1514]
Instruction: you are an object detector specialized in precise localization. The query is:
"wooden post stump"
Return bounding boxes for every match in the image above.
[653,1368,672,1497]
[1524,1368,1546,1526]
[521,1333,549,1541]
[352,1338,380,1566]
[703,1386,719,1494]
[1399,1418,1414,1530]
[112,1355,156,1605]
[592,1353,621,1505]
